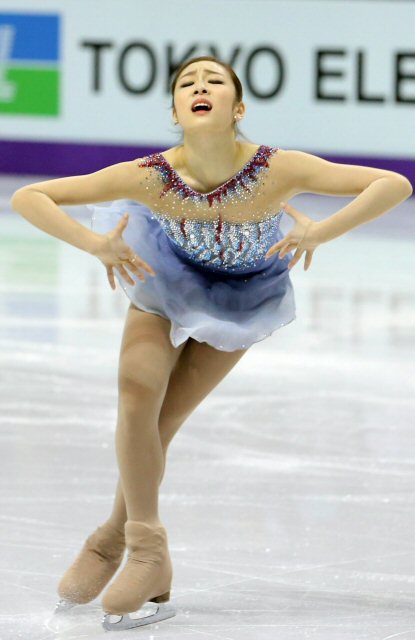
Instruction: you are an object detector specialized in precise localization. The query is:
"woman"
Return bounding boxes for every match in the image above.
[10,55,412,631]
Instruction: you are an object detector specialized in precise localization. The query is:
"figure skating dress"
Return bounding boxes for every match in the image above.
[88,144,296,351]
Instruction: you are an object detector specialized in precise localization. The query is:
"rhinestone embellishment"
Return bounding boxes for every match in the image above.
[137,144,283,271]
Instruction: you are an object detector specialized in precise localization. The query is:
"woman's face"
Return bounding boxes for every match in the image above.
[173,61,242,134]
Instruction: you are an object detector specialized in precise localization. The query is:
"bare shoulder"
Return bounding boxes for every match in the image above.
[268,147,333,175]
[267,147,303,200]
[268,147,296,173]
[267,147,411,197]
[268,146,291,175]
[125,153,162,186]
[154,145,180,167]
[13,157,160,207]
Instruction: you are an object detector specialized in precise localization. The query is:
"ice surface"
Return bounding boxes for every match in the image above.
[1,175,415,639]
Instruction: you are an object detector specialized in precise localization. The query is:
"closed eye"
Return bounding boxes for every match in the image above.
[180,81,224,87]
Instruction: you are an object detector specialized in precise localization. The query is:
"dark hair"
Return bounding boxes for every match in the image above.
[169,55,251,142]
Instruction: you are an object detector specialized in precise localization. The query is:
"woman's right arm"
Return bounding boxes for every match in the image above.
[10,159,146,255]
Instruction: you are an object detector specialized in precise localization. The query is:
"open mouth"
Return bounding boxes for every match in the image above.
[191,103,213,113]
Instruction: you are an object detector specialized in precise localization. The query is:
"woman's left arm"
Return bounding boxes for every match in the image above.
[266,150,413,269]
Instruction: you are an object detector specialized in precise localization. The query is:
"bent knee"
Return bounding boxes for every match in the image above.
[118,366,168,399]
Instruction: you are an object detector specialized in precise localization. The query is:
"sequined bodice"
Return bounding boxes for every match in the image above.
[137,144,284,273]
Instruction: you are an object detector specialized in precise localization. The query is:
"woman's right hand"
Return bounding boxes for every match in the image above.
[91,212,156,290]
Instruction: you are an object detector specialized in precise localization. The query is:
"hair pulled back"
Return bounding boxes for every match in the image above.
[169,55,250,142]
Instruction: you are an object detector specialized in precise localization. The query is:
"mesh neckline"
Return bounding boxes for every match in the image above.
[158,144,265,197]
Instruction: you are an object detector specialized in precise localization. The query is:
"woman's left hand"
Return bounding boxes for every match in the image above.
[265,202,322,271]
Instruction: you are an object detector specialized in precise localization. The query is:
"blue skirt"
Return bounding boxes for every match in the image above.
[89,200,296,351]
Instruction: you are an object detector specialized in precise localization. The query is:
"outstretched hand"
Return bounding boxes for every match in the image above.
[92,213,156,290]
[265,202,322,271]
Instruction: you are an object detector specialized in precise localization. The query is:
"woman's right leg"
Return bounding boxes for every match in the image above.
[100,304,190,616]
[105,457,166,532]
[57,305,185,606]
[105,329,248,533]
[102,303,187,530]
[106,478,127,533]
[113,304,186,525]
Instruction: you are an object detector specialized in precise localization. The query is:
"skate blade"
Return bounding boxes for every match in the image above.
[45,600,86,633]
[54,598,78,614]
[102,602,176,631]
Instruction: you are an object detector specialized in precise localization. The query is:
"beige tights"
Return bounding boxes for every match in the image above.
[106,304,248,530]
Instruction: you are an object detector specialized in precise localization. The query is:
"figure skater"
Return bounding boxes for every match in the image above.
[10,55,412,631]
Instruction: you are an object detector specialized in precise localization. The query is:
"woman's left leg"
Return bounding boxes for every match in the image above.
[157,338,249,454]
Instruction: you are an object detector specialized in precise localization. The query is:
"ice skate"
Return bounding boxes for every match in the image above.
[101,520,176,631]
[55,522,126,612]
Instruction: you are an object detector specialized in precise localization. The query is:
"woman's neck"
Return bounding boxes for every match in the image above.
[177,134,245,192]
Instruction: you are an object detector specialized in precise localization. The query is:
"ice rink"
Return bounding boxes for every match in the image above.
[1,174,415,639]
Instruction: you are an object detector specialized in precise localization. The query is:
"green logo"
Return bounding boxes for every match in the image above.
[0,13,60,116]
